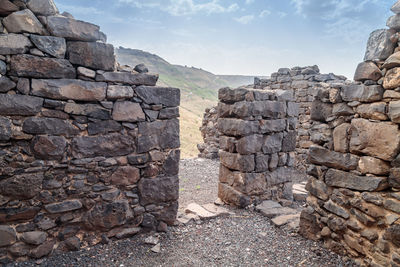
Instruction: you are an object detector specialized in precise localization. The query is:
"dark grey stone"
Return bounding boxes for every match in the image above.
[45,200,82,213]
[134,63,148,73]
[0,60,6,75]
[325,169,388,192]
[0,76,16,93]
[137,119,180,153]
[341,84,383,103]
[0,94,43,116]
[30,35,66,58]
[309,146,359,171]
[64,103,110,120]
[87,120,122,135]
[218,87,248,103]
[26,0,58,16]
[310,100,332,122]
[85,200,132,230]
[0,226,16,247]
[0,0,18,16]
[0,173,44,199]
[282,131,296,152]
[138,176,179,205]
[10,54,76,79]
[364,29,396,61]
[72,133,135,158]
[46,16,102,41]
[162,150,180,176]
[262,133,283,154]
[67,41,115,71]
[135,86,180,107]
[31,135,67,160]
[96,72,158,86]
[23,117,79,136]
[0,33,32,55]
[159,107,179,119]
[0,117,11,141]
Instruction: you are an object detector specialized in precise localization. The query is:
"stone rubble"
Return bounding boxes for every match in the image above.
[0,0,180,264]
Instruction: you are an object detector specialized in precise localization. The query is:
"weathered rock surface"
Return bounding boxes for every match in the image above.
[384,67,400,89]
[107,85,133,100]
[341,84,383,102]
[64,103,110,119]
[27,0,59,16]
[10,54,76,79]
[325,169,388,191]
[108,166,140,186]
[32,135,67,160]
[356,102,388,120]
[135,86,180,107]
[0,226,16,247]
[309,146,358,171]
[137,119,180,153]
[350,119,400,161]
[0,117,12,141]
[0,94,43,116]
[0,34,32,54]
[389,101,400,123]
[32,79,106,101]
[21,231,47,245]
[96,72,158,86]
[0,0,18,16]
[87,120,122,135]
[67,41,115,71]
[23,117,79,136]
[85,200,131,230]
[3,9,45,34]
[112,101,145,122]
[364,29,395,61]
[138,176,179,205]
[30,35,66,58]
[0,76,16,93]
[47,16,102,41]
[354,61,382,81]
[0,173,44,199]
[45,200,82,213]
[358,156,391,175]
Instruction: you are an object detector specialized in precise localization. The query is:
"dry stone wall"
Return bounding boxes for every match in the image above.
[299,2,400,266]
[197,106,219,159]
[217,87,299,207]
[0,0,180,263]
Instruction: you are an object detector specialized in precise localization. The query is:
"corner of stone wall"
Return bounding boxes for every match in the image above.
[299,3,400,265]
[0,0,180,263]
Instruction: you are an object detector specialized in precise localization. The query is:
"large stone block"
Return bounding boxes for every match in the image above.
[64,103,110,120]
[364,29,395,61]
[236,134,263,155]
[0,117,11,141]
[259,119,287,133]
[309,146,359,171]
[0,76,15,93]
[356,102,388,121]
[47,16,102,41]
[27,0,59,16]
[333,123,350,153]
[220,151,255,172]
[107,85,134,100]
[137,119,180,153]
[112,101,145,122]
[23,117,79,136]
[0,207,40,223]
[67,41,115,71]
[384,67,400,89]
[218,87,248,103]
[389,101,400,123]
[324,199,349,219]
[30,35,66,58]
[0,173,44,199]
[3,9,45,34]
[252,101,287,119]
[383,51,400,69]
[32,79,106,101]
[32,135,67,160]
[387,14,400,31]
[350,119,400,161]
[0,226,16,247]
[85,200,132,230]
[218,182,250,208]
[138,176,179,205]
[310,100,332,122]
[107,166,140,186]
[96,72,158,86]
[262,132,283,154]
[135,86,180,107]
[87,120,122,135]
[0,34,32,54]
[282,131,296,152]
[390,168,400,189]
[10,54,76,79]
[0,0,18,16]
[306,177,329,200]
[354,61,382,81]
[232,172,266,195]
[341,84,383,103]
[217,118,259,136]
[265,167,294,186]
[325,169,388,191]
[0,94,43,116]
[359,156,391,176]
[72,133,135,158]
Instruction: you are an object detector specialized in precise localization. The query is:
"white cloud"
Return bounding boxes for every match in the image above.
[278,11,287,18]
[259,9,271,18]
[119,0,239,16]
[235,15,255,24]
[245,0,255,4]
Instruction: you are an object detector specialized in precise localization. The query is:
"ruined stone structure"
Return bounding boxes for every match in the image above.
[299,3,400,266]
[217,87,298,207]
[197,106,219,159]
[0,0,180,263]
[198,67,347,177]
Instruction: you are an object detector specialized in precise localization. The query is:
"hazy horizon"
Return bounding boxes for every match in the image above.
[55,0,394,78]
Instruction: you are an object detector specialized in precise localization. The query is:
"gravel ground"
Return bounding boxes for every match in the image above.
[11,158,356,267]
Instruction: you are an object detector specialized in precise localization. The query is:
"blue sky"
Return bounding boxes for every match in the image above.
[54,0,394,78]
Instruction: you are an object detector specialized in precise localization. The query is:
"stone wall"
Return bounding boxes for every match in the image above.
[197,106,219,159]
[217,87,299,207]
[255,66,348,176]
[0,0,180,263]
[299,2,400,266]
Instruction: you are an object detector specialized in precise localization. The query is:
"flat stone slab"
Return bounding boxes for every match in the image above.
[255,200,298,218]
[185,203,217,219]
[202,203,233,216]
[293,182,308,202]
[271,214,300,227]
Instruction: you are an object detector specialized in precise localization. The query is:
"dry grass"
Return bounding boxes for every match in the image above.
[179,94,217,159]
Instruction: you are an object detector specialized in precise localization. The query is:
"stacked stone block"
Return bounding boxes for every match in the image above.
[197,106,219,159]
[300,2,400,266]
[0,0,180,263]
[217,87,299,207]
[255,66,348,175]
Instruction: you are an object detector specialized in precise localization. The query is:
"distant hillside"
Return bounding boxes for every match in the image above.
[115,47,266,158]
[115,47,262,100]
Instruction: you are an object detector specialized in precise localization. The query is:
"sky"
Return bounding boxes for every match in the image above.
[54,0,395,78]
